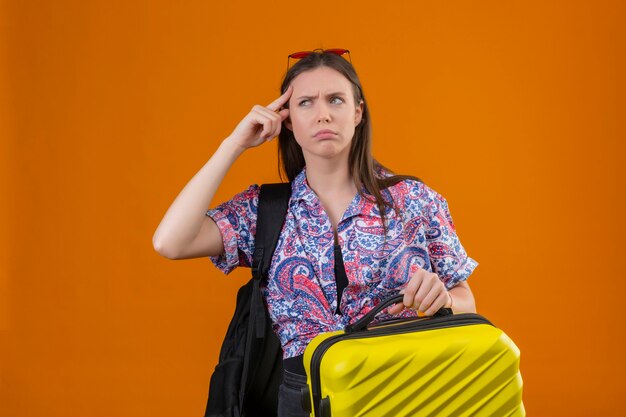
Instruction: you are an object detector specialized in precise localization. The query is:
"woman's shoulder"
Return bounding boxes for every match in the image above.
[382,174,448,214]
[212,183,261,211]
[377,168,425,198]
[232,183,261,200]
[376,165,423,189]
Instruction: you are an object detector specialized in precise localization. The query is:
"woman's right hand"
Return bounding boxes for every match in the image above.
[225,85,293,150]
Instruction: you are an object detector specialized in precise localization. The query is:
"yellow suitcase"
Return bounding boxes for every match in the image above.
[302,295,524,417]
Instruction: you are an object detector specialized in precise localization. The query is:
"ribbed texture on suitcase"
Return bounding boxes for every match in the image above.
[305,321,524,417]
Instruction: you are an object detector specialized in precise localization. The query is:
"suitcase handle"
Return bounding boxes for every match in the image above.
[345,294,452,333]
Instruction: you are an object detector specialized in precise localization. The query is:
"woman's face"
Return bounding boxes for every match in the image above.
[285,66,363,162]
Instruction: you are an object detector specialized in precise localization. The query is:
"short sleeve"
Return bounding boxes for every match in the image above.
[402,180,478,289]
[406,181,478,289]
[205,184,260,274]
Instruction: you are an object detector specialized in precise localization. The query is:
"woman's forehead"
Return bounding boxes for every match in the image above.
[290,66,352,95]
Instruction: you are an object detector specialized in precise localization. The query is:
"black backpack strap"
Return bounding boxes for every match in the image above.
[250,183,292,337]
[252,183,293,279]
[240,182,292,416]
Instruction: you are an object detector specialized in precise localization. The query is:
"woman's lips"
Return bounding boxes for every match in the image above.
[314,129,338,138]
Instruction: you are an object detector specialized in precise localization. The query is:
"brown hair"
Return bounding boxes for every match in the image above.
[277,51,421,236]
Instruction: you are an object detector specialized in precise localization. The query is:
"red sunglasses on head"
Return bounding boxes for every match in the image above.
[287,48,351,71]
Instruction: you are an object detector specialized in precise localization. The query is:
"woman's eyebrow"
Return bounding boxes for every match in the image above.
[296,92,347,100]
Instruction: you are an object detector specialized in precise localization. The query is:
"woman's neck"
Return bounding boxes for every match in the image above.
[304,160,358,245]
[304,160,356,198]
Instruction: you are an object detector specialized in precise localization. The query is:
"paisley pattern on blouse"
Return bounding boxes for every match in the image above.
[206,167,478,358]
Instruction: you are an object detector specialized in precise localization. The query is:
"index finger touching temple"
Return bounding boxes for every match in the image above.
[267,85,293,112]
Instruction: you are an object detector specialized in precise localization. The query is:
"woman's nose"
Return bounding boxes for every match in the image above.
[316,103,331,123]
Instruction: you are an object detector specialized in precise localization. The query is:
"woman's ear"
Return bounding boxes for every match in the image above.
[284,116,293,131]
[355,100,364,125]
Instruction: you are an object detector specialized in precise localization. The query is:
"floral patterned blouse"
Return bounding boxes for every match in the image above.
[206,167,478,358]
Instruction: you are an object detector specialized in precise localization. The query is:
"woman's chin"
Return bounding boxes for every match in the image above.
[302,145,350,161]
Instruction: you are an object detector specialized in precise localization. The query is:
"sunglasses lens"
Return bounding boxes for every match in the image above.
[289,51,312,59]
[324,48,349,56]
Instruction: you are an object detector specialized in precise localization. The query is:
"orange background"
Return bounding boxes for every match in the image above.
[2,1,625,416]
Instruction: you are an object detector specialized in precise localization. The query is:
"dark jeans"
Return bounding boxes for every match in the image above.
[277,370,309,417]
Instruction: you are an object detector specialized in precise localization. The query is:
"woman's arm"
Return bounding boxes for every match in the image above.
[152,86,293,260]
[447,281,476,313]
[152,139,245,259]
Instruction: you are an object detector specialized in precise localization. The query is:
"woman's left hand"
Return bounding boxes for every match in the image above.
[388,267,451,316]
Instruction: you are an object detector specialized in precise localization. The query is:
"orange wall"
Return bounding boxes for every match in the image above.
[2,1,625,416]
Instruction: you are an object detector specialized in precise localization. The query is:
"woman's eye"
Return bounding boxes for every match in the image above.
[299,99,310,106]
[331,97,344,104]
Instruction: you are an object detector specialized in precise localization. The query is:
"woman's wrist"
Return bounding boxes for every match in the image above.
[220,136,247,158]
[446,291,454,310]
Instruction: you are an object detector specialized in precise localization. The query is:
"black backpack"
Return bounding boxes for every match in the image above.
[204,183,292,417]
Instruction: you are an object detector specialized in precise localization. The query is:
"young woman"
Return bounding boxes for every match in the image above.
[153,49,478,416]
